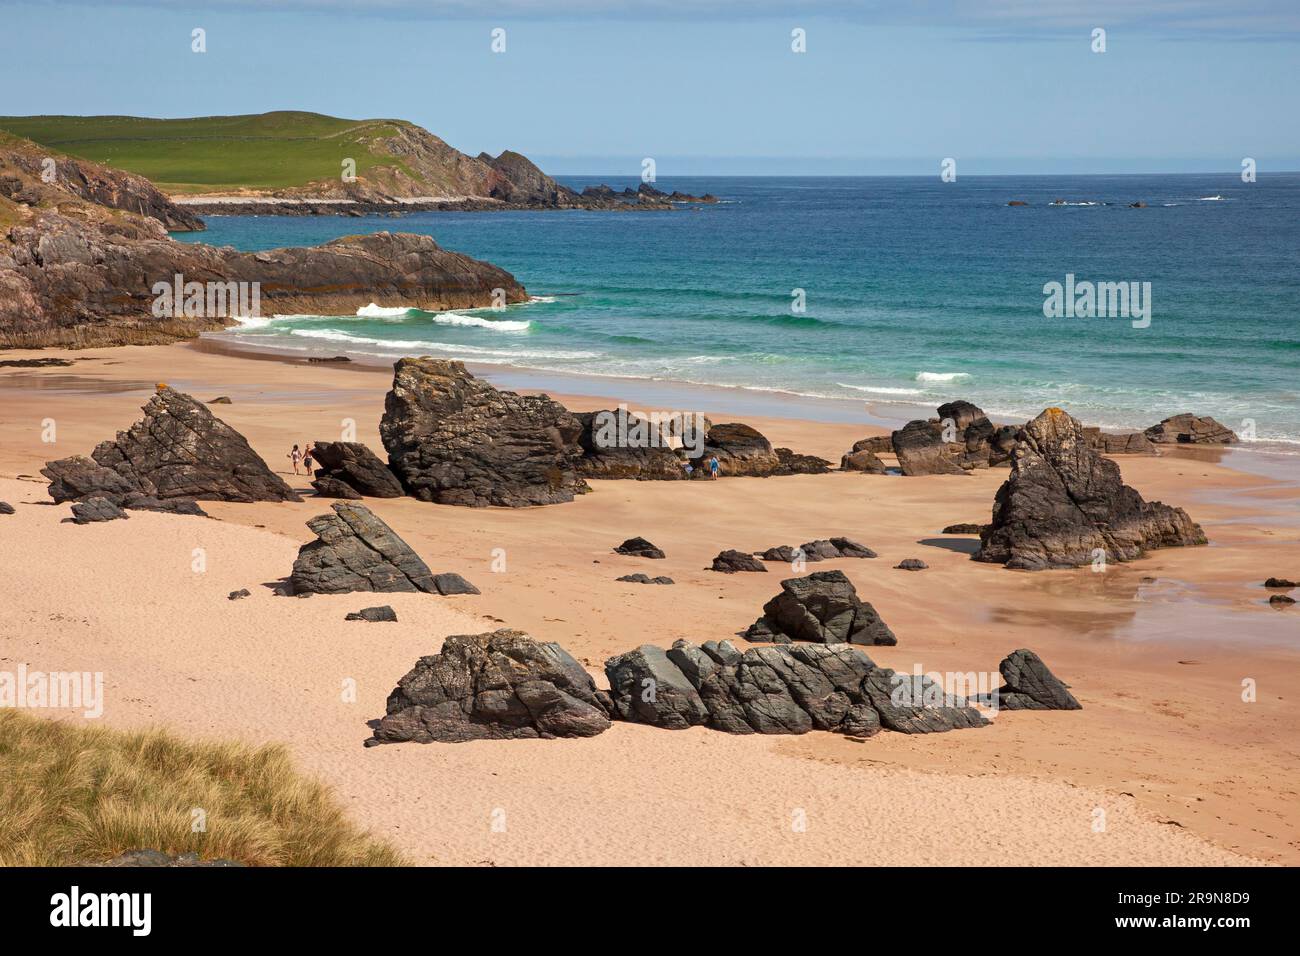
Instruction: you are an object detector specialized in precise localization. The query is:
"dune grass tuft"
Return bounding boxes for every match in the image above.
[0,710,405,866]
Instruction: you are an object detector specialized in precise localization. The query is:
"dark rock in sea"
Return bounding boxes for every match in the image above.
[614,536,666,559]
[745,569,896,646]
[1264,577,1298,589]
[207,396,233,405]
[227,589,251,601]
[66,497,127,524]
[574,409,687,480]
[1007,200,1028,206]
[346,605,398,622]
[42,387,299,505]
[1084,427,1156,455]
[0,501,13,515]
[96,850,245,868]
[977,408,1207,570]
[617,573,675,585]
[895,558,928,571]
[605,639,982,737]
[994,649,1081,711]
[1144,414,1238,445]
[310,441,405,499]
[371,629,612,743]
[380,358,587,507]
[710,549,768,573]
[860,669,989,734]
[431,572,480,595]
[942,523,987,535]
[290,501,439,594]
[1129,201,1147,208]
[1270,594,1296,607]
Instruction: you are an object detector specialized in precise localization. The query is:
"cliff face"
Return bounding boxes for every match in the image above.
[0,134,528,348]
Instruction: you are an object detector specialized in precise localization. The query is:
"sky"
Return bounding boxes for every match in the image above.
[1,0,1297,175]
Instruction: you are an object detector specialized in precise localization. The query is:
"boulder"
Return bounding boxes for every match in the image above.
[1271,594,1296,607]
[123,496,208,517]
[1264,577,1298,589]
[710,549,768,573]
[617,573,674,585]
[774,447,833,475]
[431,572,480,595]
[891,420,966,476]
[371,629,613,743]
[605,639,982,737]
[380,358,588,507]
[227,589,250,601]
[745,569,896,645]
[831,537,878,558]
[700,423,780,476]
[756,538,876,563]
[310,441,405,499]
[860,669,989,733]
[289,502,439,594]
[574,410,686,480]
[66,497,127,524]
[942,523,986,534]
[346,606,398,622]
[0,501,13,515]
[994,649,1081,710]
[42,387,299,504]
[1144,414,1238,445]
[976,408,1207,570]
[895,558,928,571]
[614,536,666,559]
[840,445,888,473]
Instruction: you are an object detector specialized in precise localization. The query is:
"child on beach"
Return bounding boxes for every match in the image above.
[302,443,314,473]
[288,444,302,475]
[708,456,720,479]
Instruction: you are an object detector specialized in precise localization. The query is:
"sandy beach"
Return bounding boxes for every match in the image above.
[1,341,1297,866]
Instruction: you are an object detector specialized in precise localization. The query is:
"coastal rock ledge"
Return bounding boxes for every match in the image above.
[977,407,1206,570]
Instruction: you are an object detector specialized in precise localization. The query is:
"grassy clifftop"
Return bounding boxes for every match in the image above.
[0,111,417,193]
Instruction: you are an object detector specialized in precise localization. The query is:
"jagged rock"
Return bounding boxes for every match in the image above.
[614,536,666,559]
[895,558,928,571]
[995,649,1081,710]
[774,447,833,475]
[1264,577,1298,588]
[860,669,989,733]
[227,589,250,601]
[605,640,981,737]
[891,420,966,476]
[431,572,480,595]
[942,523,987,534]
[756,538,876,563]
[1145,414,1238,445]
[847,435,894,455]
[1084,428,1157,455]
[617,573,674,585]
[42,387,299,505]
[757,545,803,563]
[310,441,404,499]
[208,396,233,405]
[574,410,686,480]
[289,502,439,594]
[123,496,208,517]
[700,423,779,476]
[977,408,1207,570]
[710,549,768,573]
[0,501,13,515]
[66,497,126,524]
[308,355,352,364]
[841,445,888,473]
[1271,594,1296,607]
[346,606,398,622]
[745,569,896,646]
[605,644,710,729]
[371,629,612,743]
[830,537,878,558]
[380,358,587,507]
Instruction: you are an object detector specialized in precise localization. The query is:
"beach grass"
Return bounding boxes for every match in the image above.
[0,111,412,193]
[0,709,406,866]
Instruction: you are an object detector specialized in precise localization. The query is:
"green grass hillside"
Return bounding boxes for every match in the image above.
[0,111,414,193]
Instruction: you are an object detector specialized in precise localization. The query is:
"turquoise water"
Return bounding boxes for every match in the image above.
[177,174,1300,443]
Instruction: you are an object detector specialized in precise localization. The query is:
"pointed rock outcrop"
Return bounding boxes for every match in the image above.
[290,502,439,594]
[380,358,587,507]
[994,649,1081,711]
[745,569,896,645]
[309,441,404,499]
[977,408,1206,570]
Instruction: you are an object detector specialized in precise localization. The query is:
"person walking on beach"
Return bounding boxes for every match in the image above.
[708,455,720,480]
[302,442,315,474]
[288,444,303,475]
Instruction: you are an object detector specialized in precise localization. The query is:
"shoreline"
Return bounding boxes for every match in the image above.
[2,341,1298,865]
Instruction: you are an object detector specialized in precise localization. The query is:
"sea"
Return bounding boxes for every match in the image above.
[175,173,1300,448]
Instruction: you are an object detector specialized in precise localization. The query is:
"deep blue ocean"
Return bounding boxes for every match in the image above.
[175,174,1300,443]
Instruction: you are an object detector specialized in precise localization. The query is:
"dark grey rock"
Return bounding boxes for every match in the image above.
[65,496,127,524]
[710,549,768,573]
[0,501,13,515]
[290,502,439,594]
[895,558,928,571]
[995,649,1081,711]
[227,589,250,601]
[1270,594,1296,607]
[614,536,665,559]
[942,523,986,534]
[346,605,398,622]
[605,643,710,729]
[371,629,612,743]
[431,572,480,595]
[745,569,896,646]
[861,668,989,733]
[310,441,405,498]
[1145,414,1238,445]
[124,496,208,517]
[1264,577,1298,589]
[617,573,675,585]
